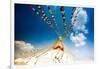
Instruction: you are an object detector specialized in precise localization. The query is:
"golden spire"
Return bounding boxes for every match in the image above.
[53,36,64,51]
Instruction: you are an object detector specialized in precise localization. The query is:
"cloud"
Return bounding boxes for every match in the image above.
[15,41,35,51]
[77,8,88,23]
[70,8,88,47]
[71,45,94,60]
[70,33,86,47]
[72,8,88,33]
[15,41,35,59]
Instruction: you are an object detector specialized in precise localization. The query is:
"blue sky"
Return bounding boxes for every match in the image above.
[15,4,94,49]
